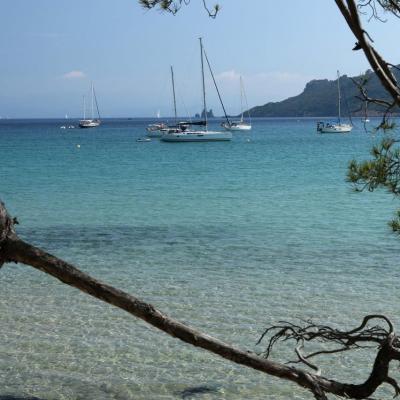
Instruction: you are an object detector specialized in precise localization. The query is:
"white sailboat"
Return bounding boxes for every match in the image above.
[79,83,101,129]
[147,66,180,138]
[161,38,232,142]
[317,71,352,133]
[222,76,252,131]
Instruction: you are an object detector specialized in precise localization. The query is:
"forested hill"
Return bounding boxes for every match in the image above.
[247,67,400,117]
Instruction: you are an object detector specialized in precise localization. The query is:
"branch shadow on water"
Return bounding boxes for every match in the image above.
[177,385,221,399]
[0,396,47,400]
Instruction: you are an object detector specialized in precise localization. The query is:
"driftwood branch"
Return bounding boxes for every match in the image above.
[1,200,400,399]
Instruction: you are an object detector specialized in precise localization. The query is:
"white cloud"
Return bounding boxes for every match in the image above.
[62,70,86,80]
[216,69,241,81]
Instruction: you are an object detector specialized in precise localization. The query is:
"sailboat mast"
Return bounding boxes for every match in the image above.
[337,70,341,124]
[203,48,230,125]
[171,66,178,125]
[240,76,244,123]
[241,77,252,125]
[91,83,94,120]
[199,37,207,129]
[93,86,101,120]
[83,96,86,120]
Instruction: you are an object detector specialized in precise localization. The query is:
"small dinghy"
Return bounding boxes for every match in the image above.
[136,137,151,142]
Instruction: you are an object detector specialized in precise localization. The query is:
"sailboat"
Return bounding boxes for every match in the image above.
[222,76,252,131]
[161,38,232,142]
[79,83,101,128]
[317,71,352,133]
[147,66,179,137]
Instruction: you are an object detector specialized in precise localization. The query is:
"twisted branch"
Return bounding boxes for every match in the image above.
[258,316,392,363]
[258,317,400,398]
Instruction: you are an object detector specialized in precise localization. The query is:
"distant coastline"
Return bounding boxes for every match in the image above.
[244,67,400,118]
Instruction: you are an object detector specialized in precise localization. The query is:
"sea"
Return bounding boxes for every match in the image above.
[1,118,399,400]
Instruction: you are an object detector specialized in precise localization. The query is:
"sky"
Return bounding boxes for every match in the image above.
[0,0,399,118]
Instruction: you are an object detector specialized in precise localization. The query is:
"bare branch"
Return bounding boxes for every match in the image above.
[295,340,322,376]
[139,0,219,17]
[385,376,400,397]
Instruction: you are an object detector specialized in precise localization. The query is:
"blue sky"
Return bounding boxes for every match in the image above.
[0,0,399,118]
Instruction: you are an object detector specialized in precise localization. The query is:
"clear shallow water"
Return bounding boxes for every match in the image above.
[1,118,400,399]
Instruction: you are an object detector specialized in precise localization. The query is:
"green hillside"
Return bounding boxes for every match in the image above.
[248,68,400,117]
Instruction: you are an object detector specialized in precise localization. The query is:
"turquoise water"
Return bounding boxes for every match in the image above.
[1,118,400,399]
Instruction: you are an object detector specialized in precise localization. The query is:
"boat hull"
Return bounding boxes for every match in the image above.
[161,131,232,142]
[230,125,251,131]
[223,122,252,131]
[317,122,352,133]
[79,119,101,128]
[146,131,163,138]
